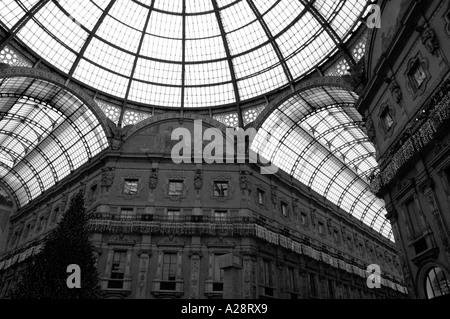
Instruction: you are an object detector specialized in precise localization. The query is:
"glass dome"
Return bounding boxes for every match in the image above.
[0,0,367,108]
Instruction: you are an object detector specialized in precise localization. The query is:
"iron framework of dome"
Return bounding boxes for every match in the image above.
[0,1,393,240]
[0,0,368,111]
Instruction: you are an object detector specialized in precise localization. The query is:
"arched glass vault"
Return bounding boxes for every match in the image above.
[0,75,109,208]
[0,1,391,241]
[0,0,369,109]
[252,86,393,241]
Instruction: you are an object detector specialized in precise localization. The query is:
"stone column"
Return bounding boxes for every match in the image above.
[135,251,151,299]
[219,253,243,299]
[419,179,450,263]
[189,252,201,299]
[242,252,256,299]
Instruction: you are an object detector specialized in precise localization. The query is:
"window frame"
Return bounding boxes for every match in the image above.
[213,181,229,197]
[123,178,139,195]
[168,179,184,196]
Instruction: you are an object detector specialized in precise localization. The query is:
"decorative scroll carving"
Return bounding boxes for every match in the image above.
[239,170,253,194]
[421,184,450,254]
[416,26,440,57]
[385,78,403,104]
[101,167,115,188]
[364,116,376,142]
[135,252,149,298]
[189,254,200,299]
[107,119,132,150]
[149,168,159,190]
[271,185,278,206]
[194,169,202,191]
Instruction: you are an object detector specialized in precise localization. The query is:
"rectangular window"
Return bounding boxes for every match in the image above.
[214,210,227,221]
[262,259,273,287]
[328,279,334,298]
[119,208,133,220]
[213,254,225,283]
[213,181,229,197]
[412,63,426,87]
[168,180,183,196]
[167,210,180,220]
[281,202,288,217]
[111,251,127,279]
[381,107,394,130]
[405,198,426,234]
[123,179,138,195]
[257,188,265,205]
[287,267,296,292]
[162,253,177,281]
[309,273,317,297]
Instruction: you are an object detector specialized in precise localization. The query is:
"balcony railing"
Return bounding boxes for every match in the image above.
[87,213,256,237]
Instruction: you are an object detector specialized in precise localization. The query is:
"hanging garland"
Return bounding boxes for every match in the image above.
[371,84,450,193]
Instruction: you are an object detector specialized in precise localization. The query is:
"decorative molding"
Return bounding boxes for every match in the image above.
[416,25,440,57]
[385,77,403,104]
[239,170,253,194]
[271,185,278,207]
[162,176,188,202]
[194,169,202,192]
[443,4,450,37]
[209,176,233,202]
[107,119,133,150]
[135,252,150,299]
[206,238,235,248]
[377,100,396,138]
[149,168,159,191]
[116,173,143,200]
[404,51,431,100]
[101,167,115,188]
[126,113,228,140]
[156,236,186,247]
[364,115,376,143]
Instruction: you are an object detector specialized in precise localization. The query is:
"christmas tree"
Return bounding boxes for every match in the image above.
[12,191,103,299]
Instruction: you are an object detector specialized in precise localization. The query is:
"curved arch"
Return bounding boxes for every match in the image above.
[252,76,355,128]
[126,112,229,139]
[251,80,391,240]
[416,262,450,299]
[0,67,111,138]
[0,70,110,208]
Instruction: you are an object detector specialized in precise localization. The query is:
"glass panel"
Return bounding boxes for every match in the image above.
[1,0,366,107]
[168,180,184,195]
[251,86,391,241]
[0,77,109,208]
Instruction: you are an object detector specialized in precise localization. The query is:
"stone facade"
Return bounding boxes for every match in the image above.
[0,118,406,299]
[359,0,450,299]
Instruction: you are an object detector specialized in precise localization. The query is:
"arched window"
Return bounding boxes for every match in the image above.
[425,267,450,299]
